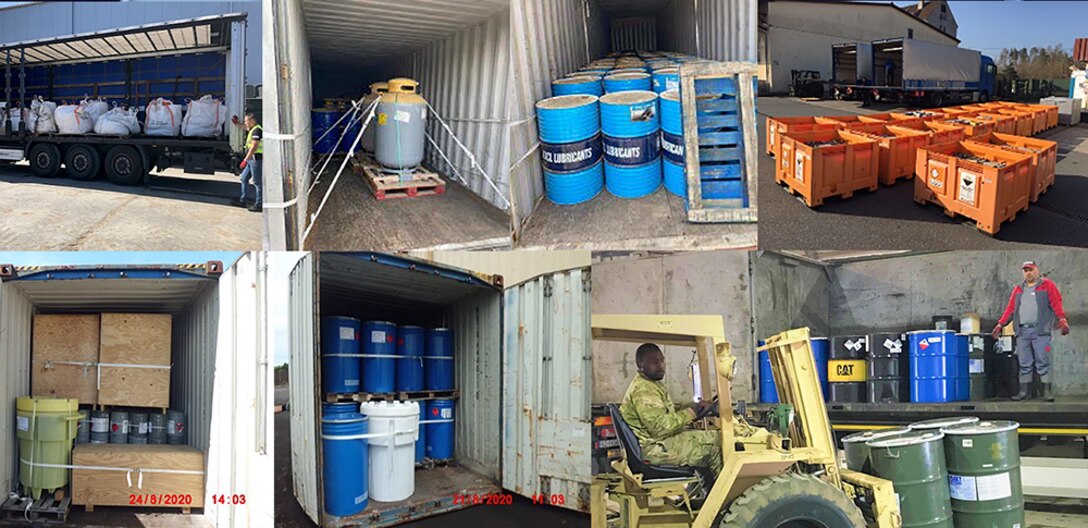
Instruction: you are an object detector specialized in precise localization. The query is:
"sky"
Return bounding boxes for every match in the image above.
[891,1,1087,56]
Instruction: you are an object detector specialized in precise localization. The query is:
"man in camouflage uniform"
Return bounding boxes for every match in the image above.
[620,343,722,475]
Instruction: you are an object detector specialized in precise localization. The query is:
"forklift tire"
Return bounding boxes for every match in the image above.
[104,145,145,186]
[28,143,62,178]
[65,145,101,181]
[719,473,865,528]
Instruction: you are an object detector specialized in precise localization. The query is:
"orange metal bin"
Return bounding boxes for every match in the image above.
[914,141,1034,235]
[847,122,931,185]
[776,129,880,207]
[967,132,1057,203]
[765,116,839,157]
[974,113,1018,135]
[941,117,995,138]
[995,109,1034,137]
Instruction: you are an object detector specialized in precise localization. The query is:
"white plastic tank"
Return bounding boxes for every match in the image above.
[361,82,389,153]
[359,400,419,502]
[375,78,427,173]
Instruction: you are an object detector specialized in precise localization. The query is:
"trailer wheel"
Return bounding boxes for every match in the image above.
[719,473,865,528]
[104,145,145,186]
[930,92,945,107]
[979,91,990,103]
[28,143,62,178]
[65,145,101,181]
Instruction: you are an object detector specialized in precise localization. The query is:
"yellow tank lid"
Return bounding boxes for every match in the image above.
[387,78,420,94]
[16,396,79,413]
[370,82,389,94]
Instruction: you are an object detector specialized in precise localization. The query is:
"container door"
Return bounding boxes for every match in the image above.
[501,268,592,512]
[286,252,320,524]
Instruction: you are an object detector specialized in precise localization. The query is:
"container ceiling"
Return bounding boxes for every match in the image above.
[594,0,674,17]
[319,253,497,322]
[0,12,244,67]
[10,278,211,313]
[302,0,508,65]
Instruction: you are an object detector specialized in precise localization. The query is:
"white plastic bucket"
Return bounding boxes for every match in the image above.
[359,400,419,502]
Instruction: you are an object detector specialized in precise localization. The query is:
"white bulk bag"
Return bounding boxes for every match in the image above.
[30,98,57,134]
[2,107,26,132]
[94,107,141,136]
[55,104,94,135]
[144,98,182,136]
[181,95,226,137]
[82,99,109,125]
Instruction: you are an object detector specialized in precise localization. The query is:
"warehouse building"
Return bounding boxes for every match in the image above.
[758,0,958,94]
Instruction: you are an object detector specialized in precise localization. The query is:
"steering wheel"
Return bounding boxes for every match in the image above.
[694,395,720,419]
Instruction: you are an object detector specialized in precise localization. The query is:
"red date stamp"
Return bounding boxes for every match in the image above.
[531,494,566,506]
[211,494,247,505]
[451,493,513,505]
[128,494,193,506]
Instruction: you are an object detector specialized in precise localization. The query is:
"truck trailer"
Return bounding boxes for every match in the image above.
[832,37,996,107]
[0,13,248,185]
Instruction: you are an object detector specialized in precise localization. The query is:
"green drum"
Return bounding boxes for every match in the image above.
[909,416,979,431]
[841,428,910,473]
[16,396,82,499]
[868,430,954,528]
[941,420,1024,528]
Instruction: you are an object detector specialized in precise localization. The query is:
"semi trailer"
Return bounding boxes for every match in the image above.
[0,13,248,185]
[832,37,996,107]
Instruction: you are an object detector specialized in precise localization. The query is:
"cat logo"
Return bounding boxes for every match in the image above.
[836,363,855,376]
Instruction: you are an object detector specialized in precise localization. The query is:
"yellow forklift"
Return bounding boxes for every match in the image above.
[590,314,901,528]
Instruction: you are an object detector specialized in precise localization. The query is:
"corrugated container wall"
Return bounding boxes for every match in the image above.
[509,0,756,235]
[0,1,262,86]
[362,8,512,213]
[611,17,657,51]
[410,250,591,287]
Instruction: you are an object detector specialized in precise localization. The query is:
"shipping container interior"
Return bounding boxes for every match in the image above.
[300,0,513,252]
[0,263,247,522]
[307,253,504,525]
[511,0,757,249]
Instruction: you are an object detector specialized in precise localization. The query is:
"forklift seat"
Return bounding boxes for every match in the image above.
[606,403,698,482]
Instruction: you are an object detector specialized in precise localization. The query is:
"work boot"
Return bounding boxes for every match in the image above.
[1043,383,1054,402]
[1012,374,1032,401]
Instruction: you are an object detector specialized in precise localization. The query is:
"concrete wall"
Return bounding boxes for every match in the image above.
[592,251,754,405]
[828,251,1088,396]
[764,1,957,93]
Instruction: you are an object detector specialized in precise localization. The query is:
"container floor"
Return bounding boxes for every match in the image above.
[517,187,756,250]
[327,465,500,527]
[304,161,512,251]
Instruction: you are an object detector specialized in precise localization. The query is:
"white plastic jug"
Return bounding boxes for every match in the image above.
[359,400,419,502]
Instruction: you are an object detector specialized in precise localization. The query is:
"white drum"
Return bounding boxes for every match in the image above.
[359,400,419,502]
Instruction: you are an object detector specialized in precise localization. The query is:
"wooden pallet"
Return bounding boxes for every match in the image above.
[1,492,71,525]
[351,157,445,200]
[325,389,460,403]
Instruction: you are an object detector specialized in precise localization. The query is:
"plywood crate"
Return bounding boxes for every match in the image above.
[913,140,1033,234]
[32,314,100,404]
[72,444,204,511]
[99,314,172,408]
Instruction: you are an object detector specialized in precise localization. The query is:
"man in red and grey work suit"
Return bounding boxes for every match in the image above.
[991,260,1070,401]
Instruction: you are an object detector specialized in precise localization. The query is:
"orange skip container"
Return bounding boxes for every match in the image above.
[914,141,1033,234]
[765,116,839,157]
[846,122,931,185]
[777,129,880,207]
[966,132,1057,203]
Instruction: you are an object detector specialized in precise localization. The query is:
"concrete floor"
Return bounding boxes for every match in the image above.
[0,161,262,250]
[273,387,590,528]
[758,98,1088,249]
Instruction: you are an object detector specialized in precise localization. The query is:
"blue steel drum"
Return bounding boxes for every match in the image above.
[659,90,683,135]
[603,73,652,94]
[605,159,661,198]
[312,108,343,154]
[612,67,648,75]
[580,68,612,76]
[415,403,427,463]
[652,68,680,94]
[811,337,831,399]
[600,91,660,139]
[395,326,425,392]
[954,333,969,401]
[663,159,686,197]
[425,399,455,460]
[552,76,603,97]
[321,317,361,393]
[321,412,369,516]
[361,321,396,393]
[339,113,362,153]
[544,162,605,205]
[759,347,778,403]
[908,330,957,403]
[424,328,455,391]
[537,94,604,205]
[322,402,358,416]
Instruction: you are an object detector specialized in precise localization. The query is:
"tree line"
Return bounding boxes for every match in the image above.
[997,45,1075,80]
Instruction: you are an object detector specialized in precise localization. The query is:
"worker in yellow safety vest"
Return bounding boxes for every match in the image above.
[232,112,263,212]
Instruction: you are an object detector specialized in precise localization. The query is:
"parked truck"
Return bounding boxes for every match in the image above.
[0,13,248,185]
[832,37,996,107]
